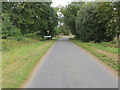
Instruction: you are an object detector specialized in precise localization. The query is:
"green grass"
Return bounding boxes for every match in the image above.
[71,40,119,71]
[84,42,118,54]
[0,51,2,90]
[2,37,58,88]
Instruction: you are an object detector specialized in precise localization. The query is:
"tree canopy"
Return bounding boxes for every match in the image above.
[61,2,120,42]
[2,2,58,40]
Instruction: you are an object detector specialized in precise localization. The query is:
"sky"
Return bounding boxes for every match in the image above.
[51,0,72,7]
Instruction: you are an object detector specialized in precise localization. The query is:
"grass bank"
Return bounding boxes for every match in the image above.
[0,51,2,90]
[2,37,58,88]
[71,40,119,71]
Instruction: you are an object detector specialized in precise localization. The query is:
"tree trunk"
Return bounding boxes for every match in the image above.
[117,33,119,41]
[116,33,119,45]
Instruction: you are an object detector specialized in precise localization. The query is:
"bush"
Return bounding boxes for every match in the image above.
[13,35,24,41]
[24,33,38,38]
[2,13,22,39]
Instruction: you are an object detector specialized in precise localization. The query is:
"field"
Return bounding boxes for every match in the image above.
[2,37,58,88]
[71,40,119,71]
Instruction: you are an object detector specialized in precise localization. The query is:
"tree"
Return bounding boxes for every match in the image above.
[76,3,99,42]
[76,2,118,42]
[61,2,85,38]
[2,2,58,39]
[105,2,120,42]
[2,13,21,39]
[56,25,71,35]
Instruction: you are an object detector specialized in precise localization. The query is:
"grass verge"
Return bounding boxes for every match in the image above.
[71,40,119,71]
[2,37,58,88]
[0,51,2,89]
[83,41,118,54]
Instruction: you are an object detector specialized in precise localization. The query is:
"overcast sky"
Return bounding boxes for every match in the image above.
[51,0,72,7]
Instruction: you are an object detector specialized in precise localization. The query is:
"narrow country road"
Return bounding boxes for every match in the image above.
[25,37,118,88]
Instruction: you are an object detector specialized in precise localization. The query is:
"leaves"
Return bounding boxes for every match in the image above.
[2,2,58,39]
[62,2,120,42]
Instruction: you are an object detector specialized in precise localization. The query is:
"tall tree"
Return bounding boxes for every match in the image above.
[2,2,58,39]
[105,2,120,41]
[61,2,85,38]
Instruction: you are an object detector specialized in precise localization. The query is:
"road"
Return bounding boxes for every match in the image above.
[25,36,118,88]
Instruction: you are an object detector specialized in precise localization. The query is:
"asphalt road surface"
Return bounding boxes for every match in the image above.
[25,36,118,88]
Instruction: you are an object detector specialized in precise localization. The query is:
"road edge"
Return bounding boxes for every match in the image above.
[20,41,57,88]
[70,40,118,78]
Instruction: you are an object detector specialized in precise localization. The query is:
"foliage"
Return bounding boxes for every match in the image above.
[2,2,58,39]
[105,2,120,41]
[2,13,21,39]
[62,2,120,42]
[56,25,71,35]
[61,2,85,38]
[76,3,98,42]
[76,2,119,42]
